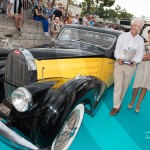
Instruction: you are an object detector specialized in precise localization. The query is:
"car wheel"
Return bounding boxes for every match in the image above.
[51,104,84,150]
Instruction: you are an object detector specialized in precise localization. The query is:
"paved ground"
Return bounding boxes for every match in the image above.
[0,103,10,120]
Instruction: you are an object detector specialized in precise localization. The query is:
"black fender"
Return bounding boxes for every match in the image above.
[9,76,106,148]
[32,75,106,148]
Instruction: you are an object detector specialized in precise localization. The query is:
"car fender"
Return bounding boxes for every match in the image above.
[32,75,106,148]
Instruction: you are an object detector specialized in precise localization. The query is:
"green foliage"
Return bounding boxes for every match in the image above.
[81,0,115,15]
[81,1,134,21]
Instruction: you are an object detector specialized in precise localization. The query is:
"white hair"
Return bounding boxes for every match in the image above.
[131,17,144,28]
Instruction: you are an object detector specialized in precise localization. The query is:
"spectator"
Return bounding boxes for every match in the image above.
[78,17,82,25]
[23,0,33,19]
[50,17,64,41]
[67,10,73,24]
[64,20,68,25]
[33,0,49,36]
[82,14,89,26]
[62,8,67,23]
[7,0,23,35]
[44,1,53,24]
[52,1,57,12]
[89,16,95,26]
[52,6,62,21]
[72,14,79,24]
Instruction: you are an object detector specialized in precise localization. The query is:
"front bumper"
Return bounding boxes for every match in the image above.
[0,121,39,150]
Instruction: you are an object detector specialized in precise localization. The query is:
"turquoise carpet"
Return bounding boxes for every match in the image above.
[69,80,150,150]
[0,80,150,150]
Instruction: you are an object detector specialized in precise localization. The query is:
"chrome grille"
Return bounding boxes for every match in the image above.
[5,49,37,101]
[5,50,29,86]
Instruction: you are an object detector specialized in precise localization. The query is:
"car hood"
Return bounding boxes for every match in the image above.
[28,48,97,60]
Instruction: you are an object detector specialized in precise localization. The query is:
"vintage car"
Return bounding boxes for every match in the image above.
[0,24,122,150]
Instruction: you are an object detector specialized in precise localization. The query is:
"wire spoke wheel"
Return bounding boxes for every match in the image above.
[51,104,84,150]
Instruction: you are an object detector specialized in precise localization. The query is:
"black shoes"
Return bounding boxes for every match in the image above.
[17,28,23,36]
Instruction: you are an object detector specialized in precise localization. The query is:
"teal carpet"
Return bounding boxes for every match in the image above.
[0,79,150,150]
[69,80,150,150]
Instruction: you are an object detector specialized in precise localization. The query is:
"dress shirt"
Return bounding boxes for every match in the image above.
[114,32,144,63]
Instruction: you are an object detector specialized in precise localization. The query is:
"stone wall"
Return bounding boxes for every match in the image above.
[0,15,51,48]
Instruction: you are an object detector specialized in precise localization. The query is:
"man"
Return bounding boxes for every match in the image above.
[110,18,145,116]
[50,17,64,41]
[7,0,23,35]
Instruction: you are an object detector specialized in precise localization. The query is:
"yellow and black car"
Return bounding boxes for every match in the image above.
[0,24,122,150]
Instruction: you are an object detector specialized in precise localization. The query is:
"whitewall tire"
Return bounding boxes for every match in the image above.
[51,104,84,150]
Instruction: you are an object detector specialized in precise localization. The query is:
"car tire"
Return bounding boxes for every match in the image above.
[51,104,84,150]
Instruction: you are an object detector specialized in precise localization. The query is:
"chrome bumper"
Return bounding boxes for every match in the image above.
[0,121,39,150]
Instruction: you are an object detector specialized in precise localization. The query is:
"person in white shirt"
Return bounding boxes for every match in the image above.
[7,0,23,35]
[82,14,89,26]
[72,14,79,24]
[110,17,145,116]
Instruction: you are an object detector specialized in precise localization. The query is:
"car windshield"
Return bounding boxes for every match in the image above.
[57,27,116,50]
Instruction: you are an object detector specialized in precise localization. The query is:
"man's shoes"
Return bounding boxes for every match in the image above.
[110,106,121,116]
[17,28,23,36]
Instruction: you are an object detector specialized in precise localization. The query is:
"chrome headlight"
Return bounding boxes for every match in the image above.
[12,87,32,112]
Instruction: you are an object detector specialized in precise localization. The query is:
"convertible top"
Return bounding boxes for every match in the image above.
[28,48,98,60]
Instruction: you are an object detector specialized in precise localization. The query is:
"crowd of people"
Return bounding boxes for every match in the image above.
[3,0,97,37]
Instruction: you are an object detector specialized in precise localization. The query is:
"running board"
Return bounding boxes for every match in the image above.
[0,111,9,120]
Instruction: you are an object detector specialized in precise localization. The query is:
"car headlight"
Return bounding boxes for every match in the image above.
[12,87,32,112]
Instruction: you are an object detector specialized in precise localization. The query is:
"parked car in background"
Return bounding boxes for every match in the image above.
[0,24,122,150]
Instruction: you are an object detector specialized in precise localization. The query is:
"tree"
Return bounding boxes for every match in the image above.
[82,0,115,15]
[103,5,134,22]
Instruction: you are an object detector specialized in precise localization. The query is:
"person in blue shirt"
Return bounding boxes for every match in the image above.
[44,1,53,24]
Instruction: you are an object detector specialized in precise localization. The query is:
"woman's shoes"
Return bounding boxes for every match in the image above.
[128,103,140,112]
[135,108,140,113]
[128,103,140,113]
[44,32,49,36]
[128,104,133,109]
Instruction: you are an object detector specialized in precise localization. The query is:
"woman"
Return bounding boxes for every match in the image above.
[33,0,49,36]
[128,30,150,112]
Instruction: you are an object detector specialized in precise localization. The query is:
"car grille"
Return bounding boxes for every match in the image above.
[5,50,29,86]
[5,49,37,101]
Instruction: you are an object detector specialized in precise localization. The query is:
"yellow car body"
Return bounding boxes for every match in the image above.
[36,57,115,88]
